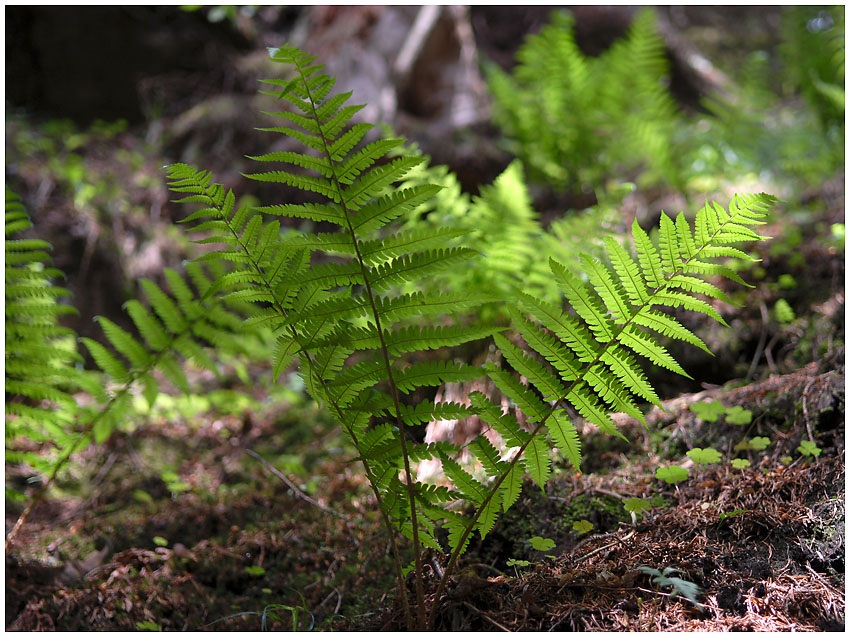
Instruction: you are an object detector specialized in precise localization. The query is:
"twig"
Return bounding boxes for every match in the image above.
[464,602,512,632]
[801,379,816,442]
[245,449,349,521]
[569,530,636,570]
[746,299,771,381]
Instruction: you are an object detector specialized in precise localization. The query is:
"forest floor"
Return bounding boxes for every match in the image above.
[5,5,845,632]
[5,338,845,631]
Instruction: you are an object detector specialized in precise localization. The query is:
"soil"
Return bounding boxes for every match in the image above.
[5,5,845,633]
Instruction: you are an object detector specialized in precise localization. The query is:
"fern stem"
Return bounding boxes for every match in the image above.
[296,68,427,629]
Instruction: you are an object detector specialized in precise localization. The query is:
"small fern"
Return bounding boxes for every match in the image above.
[391,148,629,316]
[5,193,270,547]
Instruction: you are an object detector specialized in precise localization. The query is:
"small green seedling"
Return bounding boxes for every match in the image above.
[690,400,726,422]
[780,455,793,465]
[528,536,556,551]
[797,440,821,457]
[136,621,161,631]
[777,273,797,289]
[134,489,153,504]
[687,447,722,464]
[506,558,532,570]
[161,469,190,493]
[748,436,771,451]
[655,465,689,484]
[152,536,169,547]
[245,565,267,577]
[773,298,796,324]
[622,497,651,516]
[718,509,748,520]
[725,406,752,425]
[639,566,704,611]
[731,458,751,469]
[572,520,593,535]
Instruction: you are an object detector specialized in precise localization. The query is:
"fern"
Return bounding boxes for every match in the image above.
[5,187,85,496]
[487,8,685,194]
[166,44,506,628]
[5,188,270,546]
[390,147,627,317]
[429,193,776,618]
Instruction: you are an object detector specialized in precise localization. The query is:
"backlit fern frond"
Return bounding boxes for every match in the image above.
[165,45,507,606]
[477,194,776,486]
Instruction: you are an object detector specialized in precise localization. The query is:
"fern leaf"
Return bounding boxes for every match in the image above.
[566,384,623,438]
[604,236,650,306]
[439,454,486,502]
[507,307,579,381]
[600,345,661,406]
[350,185,443,234]
[583,365,646,423]
[358,227,468,266]
[97,317,151,369]
[469,435,510,477]
[581,254,632,323]
[392,361,481,394]
[81,337,129,382]
[468,391,531,448]
[395,399,473,426]
[493,333,567,402]
[515,293,598,363]
[546,409,581,472]
[632,218,664,288]
[342,156,424,209]
[549,258,615,343]
[617,325,690,378]
[124,300,170,352]
[383,325,500,357]
[501,466,524,512]
[485,365,549,422]
[631,308,711,353]
[369,248,478,291]
[522,432,551,489]
[257,202,346,227]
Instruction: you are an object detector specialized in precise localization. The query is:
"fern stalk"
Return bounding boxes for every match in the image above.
[300,62,429,628]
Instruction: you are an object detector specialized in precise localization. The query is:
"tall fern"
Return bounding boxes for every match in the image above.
[162,44,776,629]
[165,44,501,628]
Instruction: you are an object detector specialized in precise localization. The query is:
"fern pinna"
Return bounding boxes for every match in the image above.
[164,44,775,629]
